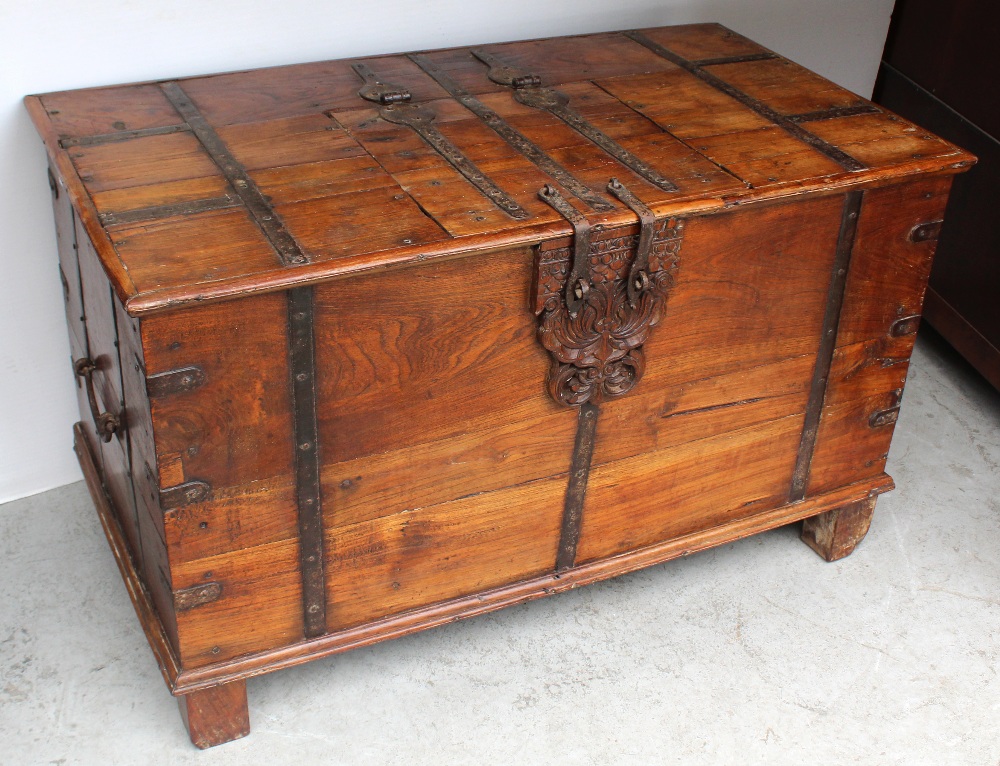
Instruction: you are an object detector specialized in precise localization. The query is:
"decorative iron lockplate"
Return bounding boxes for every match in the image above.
[533,181,684,407]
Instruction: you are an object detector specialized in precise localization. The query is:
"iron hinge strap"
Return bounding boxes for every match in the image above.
[470,49,678,193]
[538,185,593,316]
[352,62,412,104]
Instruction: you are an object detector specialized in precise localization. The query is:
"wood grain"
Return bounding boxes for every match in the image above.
[141,292,295,492]
[325,475,566,631]
[177,680,249,749]
[801,496,878,561]
[578,414,803,563]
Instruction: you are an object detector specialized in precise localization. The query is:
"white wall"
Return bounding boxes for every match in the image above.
[0,0,895,503]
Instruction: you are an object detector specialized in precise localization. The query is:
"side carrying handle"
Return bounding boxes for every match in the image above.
[74,358,120,442]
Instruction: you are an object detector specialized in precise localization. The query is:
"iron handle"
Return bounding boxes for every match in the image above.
[74,357,120,442]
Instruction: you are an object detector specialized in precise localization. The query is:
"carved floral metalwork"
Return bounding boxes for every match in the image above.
[533,220,684,406]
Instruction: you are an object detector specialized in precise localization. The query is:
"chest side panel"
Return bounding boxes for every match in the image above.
[807,176,953,495]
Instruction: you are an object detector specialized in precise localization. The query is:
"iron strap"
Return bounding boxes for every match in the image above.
[287,286,327,638]
[409,53,615,212]
[59,123,192,149]
[98,196,239,227]
[376,102,529,219]
[537,185,593,316]
[470,49,679,193]
[556,402,600,571]
[624,31,868,173]
[160,81,310,266]
[789,190,865,501]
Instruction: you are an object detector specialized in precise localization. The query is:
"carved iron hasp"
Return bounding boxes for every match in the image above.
[535,180,683,407]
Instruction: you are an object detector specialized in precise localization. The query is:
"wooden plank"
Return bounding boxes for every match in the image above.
[108,208,280,294]
[274,186,449,263]
[598,69,773,140]
[68,131,220,193]
[312,245,555,463]
[321,396,577,529]
[596,353,814,466]
[141,292,296,492]
[824,336,913,409]
[250,156,397,205]
[40,85,182,139]
[807,389,902,496]
[636,194,844,384]
[162,479,299,563]
[214,114,366,171]
[171,536,303,667]
[577,414,803,563]
[324,475,567,631]
[708,58,863,117]
[805,112,965,170]
[92,176,233,219]
[687,127,846,186]
[636,23,769,62]
[49,165,89,359]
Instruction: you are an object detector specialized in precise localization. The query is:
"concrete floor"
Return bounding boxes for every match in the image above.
[2,329,998,765]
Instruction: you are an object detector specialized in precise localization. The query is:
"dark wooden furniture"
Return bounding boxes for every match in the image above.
[875,0,1000,390]
[26,24,972,747]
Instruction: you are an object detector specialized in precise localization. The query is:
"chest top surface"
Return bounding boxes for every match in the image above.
[27,23,973,314]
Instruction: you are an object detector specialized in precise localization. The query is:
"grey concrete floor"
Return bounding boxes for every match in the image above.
[2,329,999,765]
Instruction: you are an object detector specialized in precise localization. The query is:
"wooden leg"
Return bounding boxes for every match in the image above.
[801,496,878,562]
[177,679,250,749]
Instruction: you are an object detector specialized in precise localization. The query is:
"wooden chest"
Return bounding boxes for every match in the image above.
[26,24,973,748]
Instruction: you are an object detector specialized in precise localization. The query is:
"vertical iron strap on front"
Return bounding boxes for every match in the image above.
[557,403,600,571]
[287,286,327,638]
[789,190,865,501]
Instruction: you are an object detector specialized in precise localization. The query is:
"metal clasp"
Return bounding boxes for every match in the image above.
[538,185,593,317]
[607,178,656,308]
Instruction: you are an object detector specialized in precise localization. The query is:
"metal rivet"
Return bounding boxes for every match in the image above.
[299,442,312,451]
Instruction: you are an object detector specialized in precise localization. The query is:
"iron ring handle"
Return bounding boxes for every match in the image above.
[73,357,120,442]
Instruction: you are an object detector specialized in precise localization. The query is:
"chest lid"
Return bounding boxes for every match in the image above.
[27,24,973,314]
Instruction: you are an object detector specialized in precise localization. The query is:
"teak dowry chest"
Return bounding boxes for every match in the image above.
[27,23,973,748]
